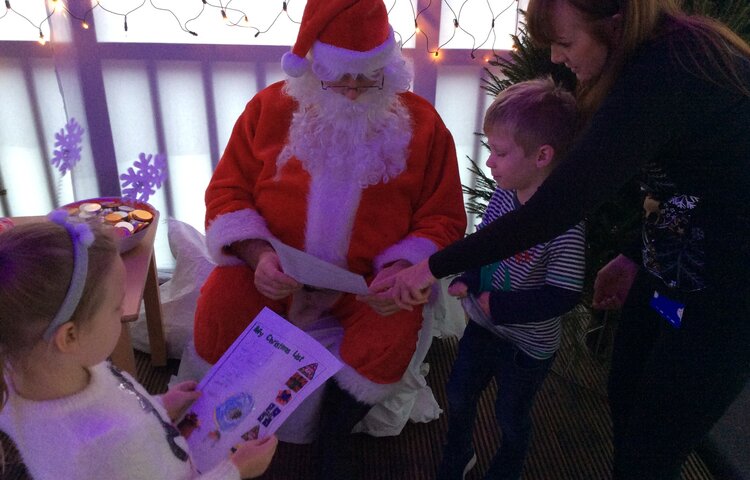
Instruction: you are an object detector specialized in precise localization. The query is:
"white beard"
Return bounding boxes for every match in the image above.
[276,73,413,268]
[278,74,412,187]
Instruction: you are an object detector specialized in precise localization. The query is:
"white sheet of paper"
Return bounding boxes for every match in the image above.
[269,239,370,295]
[180,308,343,473]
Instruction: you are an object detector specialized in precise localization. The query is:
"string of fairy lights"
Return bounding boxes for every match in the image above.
[1,0,521,59]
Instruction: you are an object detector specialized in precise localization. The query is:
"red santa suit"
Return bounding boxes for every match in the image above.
[194,80,465,404]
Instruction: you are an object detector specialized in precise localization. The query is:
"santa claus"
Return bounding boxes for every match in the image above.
[192,0,466,477]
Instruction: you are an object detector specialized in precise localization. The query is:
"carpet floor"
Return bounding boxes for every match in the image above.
[1,307,716,479]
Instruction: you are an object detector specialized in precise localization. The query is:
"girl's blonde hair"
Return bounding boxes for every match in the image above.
[0,220,118,408]
[527,0,750,118]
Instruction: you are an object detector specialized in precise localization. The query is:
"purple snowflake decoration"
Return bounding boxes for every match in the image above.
[50,118,85,176]
[119,153,168,203]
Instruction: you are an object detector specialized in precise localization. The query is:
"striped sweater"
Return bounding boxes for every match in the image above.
[456,188,586,359]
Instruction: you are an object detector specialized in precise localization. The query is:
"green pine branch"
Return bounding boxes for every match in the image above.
[462,155,496,218]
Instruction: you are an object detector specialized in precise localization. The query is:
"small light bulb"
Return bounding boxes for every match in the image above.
[82,21,89,29]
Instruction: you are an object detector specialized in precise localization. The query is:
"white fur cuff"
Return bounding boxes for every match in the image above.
[373,236,439,272]
[334,363,398,405]
[205,209,277,265]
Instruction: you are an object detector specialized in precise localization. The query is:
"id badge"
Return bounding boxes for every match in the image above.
[649,291,685,328]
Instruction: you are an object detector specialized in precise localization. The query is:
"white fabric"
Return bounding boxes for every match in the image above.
[131,218,215,359]
[161,219,466,438]
[0,362,240,480]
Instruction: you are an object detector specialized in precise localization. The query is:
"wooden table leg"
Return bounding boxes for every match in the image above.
[111,322,138,378]
[144,253,167,367]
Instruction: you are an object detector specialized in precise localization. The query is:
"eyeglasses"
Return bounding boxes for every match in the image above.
[110,365,190,462]
[321,74,384,94]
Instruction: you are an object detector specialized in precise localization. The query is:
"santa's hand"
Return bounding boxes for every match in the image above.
[254,251,302,300]
[357,292,402,316]
[358,260,412,315]
[371,259,435,310]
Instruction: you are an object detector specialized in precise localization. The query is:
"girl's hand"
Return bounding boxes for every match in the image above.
[592,254,639,310]
[162,381,201,422]
[230,435,279,479]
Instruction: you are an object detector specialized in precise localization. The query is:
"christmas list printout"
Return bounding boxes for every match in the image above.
[268,238,370,295]
[179,307,342,472]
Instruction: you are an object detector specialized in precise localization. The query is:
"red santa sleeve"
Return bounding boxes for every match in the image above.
[204,96,276,265]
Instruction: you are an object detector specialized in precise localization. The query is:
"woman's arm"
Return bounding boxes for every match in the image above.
[429,37,685,279]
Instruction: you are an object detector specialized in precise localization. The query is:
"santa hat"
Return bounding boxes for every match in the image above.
[281,0,397,78]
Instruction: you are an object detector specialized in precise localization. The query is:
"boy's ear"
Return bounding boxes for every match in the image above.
[536,145,555,168]
[51,322,80,354]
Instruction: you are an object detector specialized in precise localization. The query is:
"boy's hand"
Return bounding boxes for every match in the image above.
[162,381,201,422]
[477,292,491,317]
[230,435,279,479]
[593,254,639,310]
[447,281,468,298]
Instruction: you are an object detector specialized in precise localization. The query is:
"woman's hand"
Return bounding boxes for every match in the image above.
[592,254,639,310]
[161,381,201,422]
[369,259,436,310]
[230,435,279,479]
[358,260,411,316]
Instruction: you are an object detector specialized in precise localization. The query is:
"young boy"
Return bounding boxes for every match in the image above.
[438,77,585,480]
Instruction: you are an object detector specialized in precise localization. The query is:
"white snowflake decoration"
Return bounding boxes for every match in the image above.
[119,153,168,203]
[50,118,85,176]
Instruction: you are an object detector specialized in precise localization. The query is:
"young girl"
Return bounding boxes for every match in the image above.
[0,212,277,479]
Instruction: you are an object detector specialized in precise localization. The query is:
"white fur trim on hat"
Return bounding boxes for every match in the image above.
[311,28,398,80]
[205,209,278,265]
[282,51,310,78]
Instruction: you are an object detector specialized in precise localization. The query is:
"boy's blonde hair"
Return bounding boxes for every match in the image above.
[483,77,578,159]
[0,221,118,408]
